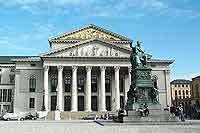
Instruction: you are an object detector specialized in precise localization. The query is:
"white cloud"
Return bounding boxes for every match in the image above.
[0,0,199,18]
[172,73,200,81]
[0,36,41,53]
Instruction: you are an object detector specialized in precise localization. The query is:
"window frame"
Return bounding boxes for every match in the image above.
[29,98,35,108]
[29,76,36,92]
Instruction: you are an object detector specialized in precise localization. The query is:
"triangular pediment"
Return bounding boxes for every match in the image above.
[41,39,131,58]
[49,24,132,42]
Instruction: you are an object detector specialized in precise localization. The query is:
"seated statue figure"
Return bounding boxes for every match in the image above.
[130,41,148,68]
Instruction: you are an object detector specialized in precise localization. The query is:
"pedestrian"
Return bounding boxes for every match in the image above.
[118,108,124,123]
[178,104,185,122]
[143,103,149,117]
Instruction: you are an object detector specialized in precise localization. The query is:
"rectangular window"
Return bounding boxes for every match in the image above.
[0,89,2,102]
[29,77,36,92]
[78,77,85,93]
[7,89,12,102]
[3,89,7,102]
[91,75,97,92]
[105,75,111,93]
[64,75,71,92]
[175,90,177,95]
[51,75,57,92]
[9,75,15,84]
[29,98,35,108]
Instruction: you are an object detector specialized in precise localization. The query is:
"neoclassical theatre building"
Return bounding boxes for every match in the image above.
[0,24,173,113]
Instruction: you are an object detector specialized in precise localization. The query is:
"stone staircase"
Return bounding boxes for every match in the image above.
[46,111,115,120]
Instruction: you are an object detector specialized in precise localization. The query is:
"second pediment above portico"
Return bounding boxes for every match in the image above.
[41,39,131,58]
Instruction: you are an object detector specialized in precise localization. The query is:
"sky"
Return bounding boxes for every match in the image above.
[0,0,200,81]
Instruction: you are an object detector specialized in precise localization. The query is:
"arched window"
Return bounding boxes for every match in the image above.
[152,76,158,89]
[51,74,57,92]
[29,75,36,92]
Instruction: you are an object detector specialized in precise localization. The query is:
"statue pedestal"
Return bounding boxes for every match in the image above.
[124,110,178,122]
[130,103,161,111]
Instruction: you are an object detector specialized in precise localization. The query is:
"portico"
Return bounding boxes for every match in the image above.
[43,64,131,112]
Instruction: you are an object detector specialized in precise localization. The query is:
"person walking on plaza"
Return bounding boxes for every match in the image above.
[178,104,185,121]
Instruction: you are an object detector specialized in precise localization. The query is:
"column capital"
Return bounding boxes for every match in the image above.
[15,69,21,75]
[57,65,64,71]
[86,66,92,72]
[72,66,78,71]
[100,66,106,71]
[43,65,49,71]
[114,66,120,72]
[165,69,170,74]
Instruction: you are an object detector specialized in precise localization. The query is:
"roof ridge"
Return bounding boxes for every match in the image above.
[49,24,132,42]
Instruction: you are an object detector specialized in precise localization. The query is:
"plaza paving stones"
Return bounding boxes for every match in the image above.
[0,120,200,133]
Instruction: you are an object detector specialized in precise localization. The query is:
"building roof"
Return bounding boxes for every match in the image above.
[192,76,200,80]
[0,56,40,63]
[171,79,191,84]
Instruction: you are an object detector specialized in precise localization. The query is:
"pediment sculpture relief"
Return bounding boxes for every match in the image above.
[65,28,120,41]
[69,45,120,57]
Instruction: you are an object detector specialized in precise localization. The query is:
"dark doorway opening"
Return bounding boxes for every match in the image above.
[64,96,71,111]
[106,96,111,111]
[78,96,84,111]
[51,95,57,111]
[91,96,98,111]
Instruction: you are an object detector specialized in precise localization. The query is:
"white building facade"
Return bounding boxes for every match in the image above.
[0,24,173,113]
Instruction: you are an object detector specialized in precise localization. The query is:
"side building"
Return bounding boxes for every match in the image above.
[170,79,191,106]
[191,76,200,104]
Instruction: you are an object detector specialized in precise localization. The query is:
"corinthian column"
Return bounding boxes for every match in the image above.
[44,65,49,111]
[99,66,106,112]
[114,66,120,111]
[71,66,78,112]
[57,65,63,111]
[85,66,92,112]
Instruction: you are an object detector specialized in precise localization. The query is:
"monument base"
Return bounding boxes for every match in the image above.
[124,110,178,122]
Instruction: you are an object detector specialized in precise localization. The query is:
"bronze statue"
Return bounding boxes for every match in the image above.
[130,41,148,68]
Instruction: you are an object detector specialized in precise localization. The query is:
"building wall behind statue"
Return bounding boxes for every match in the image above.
[152,69,168,108]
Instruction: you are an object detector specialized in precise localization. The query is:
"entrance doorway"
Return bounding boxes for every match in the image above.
[91,96,98,111]
[78,96,84,111]
[64,96,71,111]
[106,96,111,111]
[51,95,57,111]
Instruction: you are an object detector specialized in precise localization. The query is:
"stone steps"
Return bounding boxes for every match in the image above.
[47,111,115,120]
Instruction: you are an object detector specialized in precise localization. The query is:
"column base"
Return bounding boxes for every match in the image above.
[71,109,78,112]
[54,110,61,120]
[99,109,107,112]
[85,109,92,112]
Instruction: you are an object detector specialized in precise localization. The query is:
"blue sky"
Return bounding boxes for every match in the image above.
[0,0,200,80]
